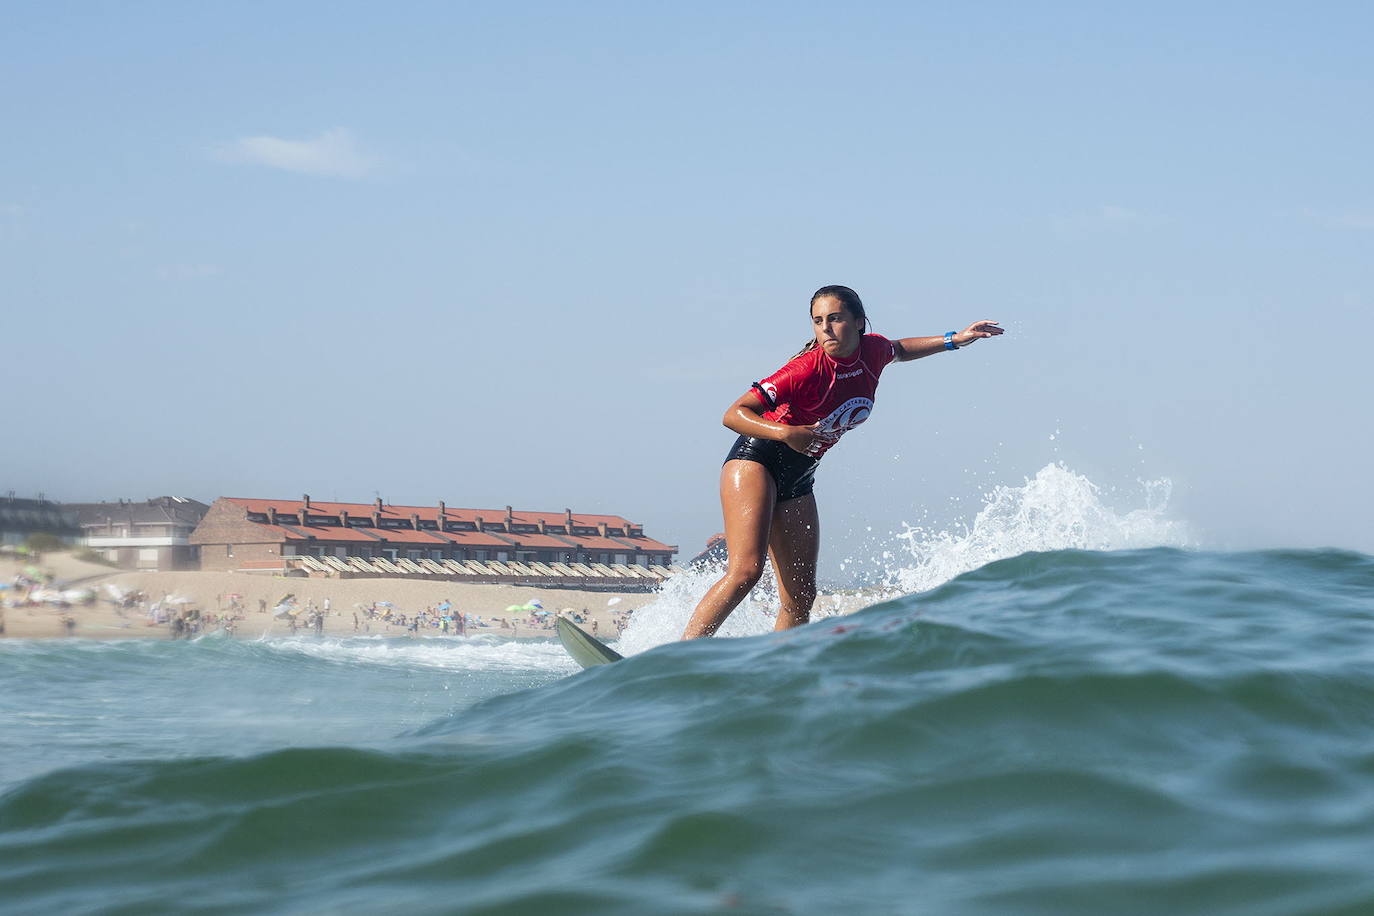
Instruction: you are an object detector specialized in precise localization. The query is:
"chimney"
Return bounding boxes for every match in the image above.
[598,522,608,537]
[411,513,421,530]
[565,508,574,528]
[475,515,485,532]
[268,507,278,525]
[303,494,311,511]
[538,519,547,534]
[374,497,383,511]
[438,499,446,518]
[339,510,350,527]
[505,505,514,525]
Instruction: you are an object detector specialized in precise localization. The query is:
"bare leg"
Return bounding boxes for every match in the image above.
[767,493,820,630]
[682,461,776,639]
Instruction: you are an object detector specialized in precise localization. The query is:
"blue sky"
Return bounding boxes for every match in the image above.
[4,2,1372,571]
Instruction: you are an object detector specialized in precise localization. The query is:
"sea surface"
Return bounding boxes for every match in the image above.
[3,465,1373,915]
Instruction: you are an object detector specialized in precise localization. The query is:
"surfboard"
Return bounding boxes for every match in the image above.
[556,617,623,668]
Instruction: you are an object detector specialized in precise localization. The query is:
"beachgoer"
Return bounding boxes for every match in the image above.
[682,285,1004,639]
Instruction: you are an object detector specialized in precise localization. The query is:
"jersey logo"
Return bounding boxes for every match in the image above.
[811,396,873,447]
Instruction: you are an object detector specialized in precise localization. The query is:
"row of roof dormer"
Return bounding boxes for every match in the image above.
[219,497,676,553]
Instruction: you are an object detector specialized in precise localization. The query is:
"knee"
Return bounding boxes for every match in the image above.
[724,558,766,591]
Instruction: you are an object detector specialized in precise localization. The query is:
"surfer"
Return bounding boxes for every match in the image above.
[682,285,1004,639]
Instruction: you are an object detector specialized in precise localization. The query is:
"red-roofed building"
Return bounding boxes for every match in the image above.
[189,496,677,573]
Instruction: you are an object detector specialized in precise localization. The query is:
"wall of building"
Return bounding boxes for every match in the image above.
[197,540,281,572]
[96,545,201,572]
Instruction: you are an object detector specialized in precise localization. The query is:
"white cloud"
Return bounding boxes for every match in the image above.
[216,128,374,178]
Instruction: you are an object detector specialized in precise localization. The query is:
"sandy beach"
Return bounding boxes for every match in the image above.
[1,552,654,641]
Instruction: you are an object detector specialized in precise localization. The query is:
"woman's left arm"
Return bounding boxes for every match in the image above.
[892,320,1004,362]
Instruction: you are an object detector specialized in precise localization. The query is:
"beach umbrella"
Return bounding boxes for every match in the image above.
[606,597,622,606]
[527,598,544,610]
[505,604,524,613]
[532,609,551,616]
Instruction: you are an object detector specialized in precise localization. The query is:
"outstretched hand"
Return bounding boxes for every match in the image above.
[955,320,1003,347]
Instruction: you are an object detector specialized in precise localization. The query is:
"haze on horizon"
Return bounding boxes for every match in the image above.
[4,2,1371,575]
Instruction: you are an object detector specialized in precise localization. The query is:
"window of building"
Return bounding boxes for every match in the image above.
[226,544,234,558]
[407,550,421,561]
[430,550,442,560]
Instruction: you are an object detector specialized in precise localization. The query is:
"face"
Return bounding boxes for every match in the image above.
[811,296,863,358]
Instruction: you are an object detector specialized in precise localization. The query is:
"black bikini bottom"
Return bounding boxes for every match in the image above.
[723,435,819,502]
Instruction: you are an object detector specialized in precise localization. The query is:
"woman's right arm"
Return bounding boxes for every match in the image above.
[722,393,816,455]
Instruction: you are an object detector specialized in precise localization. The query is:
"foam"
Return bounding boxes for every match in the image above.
[618,462,1190,656]
[249,634,579,674]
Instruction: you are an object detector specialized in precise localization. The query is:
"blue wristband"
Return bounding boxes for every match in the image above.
[943,331,958,350]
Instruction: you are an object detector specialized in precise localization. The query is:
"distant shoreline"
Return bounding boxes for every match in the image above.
[1,553,648,642]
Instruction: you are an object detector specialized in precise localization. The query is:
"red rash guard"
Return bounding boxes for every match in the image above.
[748,334,897,458]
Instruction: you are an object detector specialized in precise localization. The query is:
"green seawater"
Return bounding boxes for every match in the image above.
[3,547,1374,915]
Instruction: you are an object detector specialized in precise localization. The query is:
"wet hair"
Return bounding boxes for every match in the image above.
[795,285,868,358]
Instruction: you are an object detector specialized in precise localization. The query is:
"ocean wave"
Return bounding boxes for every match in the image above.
[4,547,1373,913]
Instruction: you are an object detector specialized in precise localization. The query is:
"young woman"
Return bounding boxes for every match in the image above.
[682,285,1004,639]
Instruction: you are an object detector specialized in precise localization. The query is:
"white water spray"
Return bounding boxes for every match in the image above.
[618,462,1191,655]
